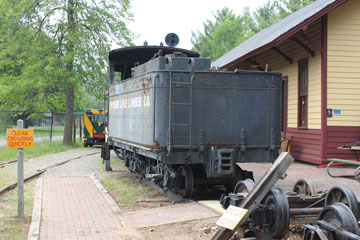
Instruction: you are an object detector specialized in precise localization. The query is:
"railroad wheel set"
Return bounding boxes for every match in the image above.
[220,179,360,240]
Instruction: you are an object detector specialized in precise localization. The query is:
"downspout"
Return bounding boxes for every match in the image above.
[320,15,328,163]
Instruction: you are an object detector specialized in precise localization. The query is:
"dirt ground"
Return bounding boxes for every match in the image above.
[98,154,304,240]
[97,155,221,240]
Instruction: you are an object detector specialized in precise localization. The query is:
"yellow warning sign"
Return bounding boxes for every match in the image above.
[216,206,248,230]
[7,129,34,149]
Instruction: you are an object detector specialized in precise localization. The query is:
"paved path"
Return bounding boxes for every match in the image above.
[38,150,127,240]
[40,177,124,240]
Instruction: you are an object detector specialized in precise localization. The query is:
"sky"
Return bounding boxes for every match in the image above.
[126,0,269,50]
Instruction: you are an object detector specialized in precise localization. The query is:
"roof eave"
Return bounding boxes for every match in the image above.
[220,0,349,70]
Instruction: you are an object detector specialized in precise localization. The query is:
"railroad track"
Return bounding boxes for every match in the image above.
[0,150,70,169]
[0,152,99,196]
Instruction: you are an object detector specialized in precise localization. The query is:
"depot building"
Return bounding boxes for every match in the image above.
[212,0,360,164]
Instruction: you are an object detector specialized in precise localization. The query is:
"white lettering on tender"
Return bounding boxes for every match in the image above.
[109,99,119,109]
[116,95,151,109]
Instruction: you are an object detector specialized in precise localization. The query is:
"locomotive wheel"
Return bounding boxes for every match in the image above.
[325,185,360,220]
[293,178,318,196]
[318,202,359,240]
[234,178,255,195]
[261,187,290,239]
[176,165,194,198]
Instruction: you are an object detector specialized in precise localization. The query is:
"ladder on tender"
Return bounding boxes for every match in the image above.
[168,58,194,154]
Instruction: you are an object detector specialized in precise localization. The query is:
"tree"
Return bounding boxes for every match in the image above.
[281,0,315,13]
[208,9,256,60]
[191,7,256,60]
[0,0,133,144]
[191,7,232,58]
[191,0,315,61]
[0,0,68,125]
[254,1,286,31]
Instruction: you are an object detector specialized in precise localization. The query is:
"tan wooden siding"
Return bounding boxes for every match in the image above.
[328,0,360,126]
[255,19,322,129]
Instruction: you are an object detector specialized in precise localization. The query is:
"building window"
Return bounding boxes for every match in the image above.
[298,59,308,128]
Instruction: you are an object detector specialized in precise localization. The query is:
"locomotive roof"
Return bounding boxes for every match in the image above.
[109,46,199,68]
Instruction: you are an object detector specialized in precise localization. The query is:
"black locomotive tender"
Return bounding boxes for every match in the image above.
[101,35,282,198]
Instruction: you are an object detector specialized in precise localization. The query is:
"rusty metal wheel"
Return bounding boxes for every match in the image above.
[318,203,359,240]
[262,187,290,239]
[355,166,360,182]
[234,178,255,195]
[293,178,318,196]
[176,165,194,198]
[325,185,360,220]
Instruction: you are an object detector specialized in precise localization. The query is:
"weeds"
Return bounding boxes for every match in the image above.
[101,176,155,205]
[0,180,35,240]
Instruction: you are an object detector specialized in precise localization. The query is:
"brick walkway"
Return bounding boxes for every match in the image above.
[40,177,124,240]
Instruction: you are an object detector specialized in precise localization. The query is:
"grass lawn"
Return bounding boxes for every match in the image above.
[0,179,36,240]
[0,140,83,163]
[0,126,65,140]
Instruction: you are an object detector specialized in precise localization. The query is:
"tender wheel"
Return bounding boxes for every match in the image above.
[293,178,318,196]
[234,178,255,195]
[261,187,290,239]
[318,202,359,240]
[325,185,360,220]
[176,165,194,198]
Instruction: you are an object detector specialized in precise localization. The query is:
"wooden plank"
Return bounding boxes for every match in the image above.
[328,99,360,105]
[290,147,321,156]
[328,122,360,127]
[327,140,360,146]
[328,126,360,132]
[287,128,321,135]
[290,154,322,164]
[290,138,322,145]
[328,131,360,137]
[328,61,360,68]
[329,23,360,31]
[122,203,219,229]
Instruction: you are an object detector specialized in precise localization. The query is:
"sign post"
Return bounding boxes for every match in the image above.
[6,120,34,218]
[17,120,24,218]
